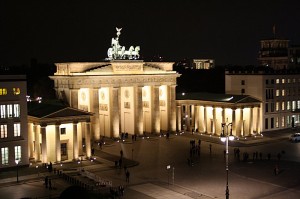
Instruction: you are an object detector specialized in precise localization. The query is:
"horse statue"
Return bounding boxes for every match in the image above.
[131,46,140,59]
[123,46,134,59]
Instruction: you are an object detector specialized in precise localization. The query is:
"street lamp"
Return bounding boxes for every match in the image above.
[15,159,20,183]
[220,121,234,199]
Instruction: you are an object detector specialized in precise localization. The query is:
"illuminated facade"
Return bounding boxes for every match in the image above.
[49,60,180,140]
[0,75,28,169]
[176,92,261,137]
[225,70,300,132]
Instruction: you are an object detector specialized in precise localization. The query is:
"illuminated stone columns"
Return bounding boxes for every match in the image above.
[85,121,91,158]
[232,108,236,136]
[239,108,244,137]
[249,107,254,135]
[176,105,182,131]
[203,106,207,133]
[212,107,217,135]
[55,124,61,163]
[152,85,160,134]
[135,86,143,135]
[111,87,120,137]
[222,107,225,123]
[41,124,47,163]
[169,85,177,132]
[34,124,40,162]
[256,107,261,134]
[91,88,100,141]
[191,105,195,132]
[194,105,200,132]
[73,122,79,160]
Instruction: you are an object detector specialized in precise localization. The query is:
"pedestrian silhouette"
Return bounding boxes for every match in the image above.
[209,144,212,154]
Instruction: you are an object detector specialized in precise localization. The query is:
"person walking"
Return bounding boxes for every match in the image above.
[209,144,212,155]
[125,170,130,183]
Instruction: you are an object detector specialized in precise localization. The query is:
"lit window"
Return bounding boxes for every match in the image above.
[276,117,279,128]
[292,101,296,111]
[276,90,280,96]
[15,146,21,161]
[281,116,285,127]
[276,79,280,84]
[276,102,279,111]
[0,124,8,138]
[288,79,291,83]
[297,100,300,109]
[287,101,291,110]
[281,102,285,111]
[13,88,21,95]
[13,104,20,117]
[7,104,12,118]
[0,88,7,95]
[282,89,285,96]
[0,105,6,118]
[282,79,285,84]
[1,147,9,165]
[293,78,296,83]
[14,123,21,137]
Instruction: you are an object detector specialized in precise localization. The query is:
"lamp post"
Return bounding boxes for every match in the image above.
[15,159,20,183]
[220,121,234,199]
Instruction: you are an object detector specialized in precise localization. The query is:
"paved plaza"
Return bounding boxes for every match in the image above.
[1,130,300,199]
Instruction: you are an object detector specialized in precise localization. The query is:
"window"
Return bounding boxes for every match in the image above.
[265,103,268,113]
[13,104,20,117]
[276,117,279,128]
[265,79,269,84]
[271,79,275,84]
[7,104,12,118]
[241,80,245,85]
[282,116,285,127]
[0,124,8,138]
[276,102,279,111]
[288,79,291,83]
[276,79,280,84]
[271,103,274,112]
[0,105,6,118]
[282,79,285,84]
[265,118,268,129]
[241,89,245,94]
[298,100,300,109]
[14,123,21,137]
[282,102,285,111]
[15,146,21,161]
[60,128,66,135]
[0,88,7,95]
[271,118,274,128]
[61,143,67,156]
[1,147,9,165]
[282,89,285,96]
[292,101,296,111]
[287,101,291,110]
[13,88,21,95]
[276,89,280,96]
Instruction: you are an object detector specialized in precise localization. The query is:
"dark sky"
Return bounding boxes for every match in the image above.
[1,0,300,66]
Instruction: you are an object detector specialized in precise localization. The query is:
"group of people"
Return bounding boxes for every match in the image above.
[44,176,52,189]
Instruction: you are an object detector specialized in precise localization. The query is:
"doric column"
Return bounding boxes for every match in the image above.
[28,123,34,159]
[111,87,120,137]
[203,106,207,133]
[85,121,91,158]
[222,107,226,123]
[191,105,195,132]
[73,122,79,160]
[55,124,61,163]
[177,105,182,132]
[232,108,236,136]
[41,124,47,163]
[249,107,254,136]
[256,107,261,134]
[34,124,40,162]
[169,85,177,132]
[186,105,191,131]
[91,88,100,141]
[135,86,143,135]
[194,105,199,132]
[70,88,79,109]
[213,106,217,135]
[239,108,244,137]
[151,85,160,134]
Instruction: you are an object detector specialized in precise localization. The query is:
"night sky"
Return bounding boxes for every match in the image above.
[1,0,300,66]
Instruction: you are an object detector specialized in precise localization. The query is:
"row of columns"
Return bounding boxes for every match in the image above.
[29,121,91,164]
[177,105,260,137]
[68,84,177,139]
